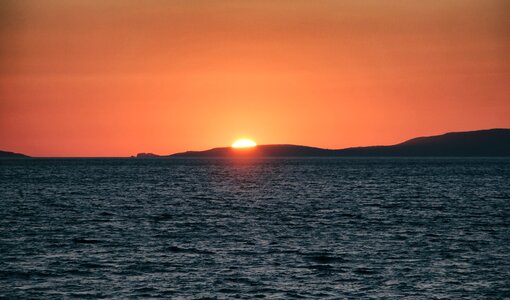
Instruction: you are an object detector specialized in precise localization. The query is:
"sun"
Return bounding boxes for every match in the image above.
[231,138,257,148]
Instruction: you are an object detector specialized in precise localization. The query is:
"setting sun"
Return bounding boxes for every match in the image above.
[231,139,257,148]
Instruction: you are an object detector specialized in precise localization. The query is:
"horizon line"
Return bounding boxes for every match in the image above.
[2,128,509,158]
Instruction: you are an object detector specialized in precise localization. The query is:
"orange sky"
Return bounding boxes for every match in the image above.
[1,0,509,157]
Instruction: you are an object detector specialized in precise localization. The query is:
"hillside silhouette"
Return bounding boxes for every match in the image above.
[162,129,510,158]
[0,150,30,158]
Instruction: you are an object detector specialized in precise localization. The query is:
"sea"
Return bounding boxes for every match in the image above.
[1,158,509,299]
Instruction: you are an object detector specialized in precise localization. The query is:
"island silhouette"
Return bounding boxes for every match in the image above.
[137,128,510,158]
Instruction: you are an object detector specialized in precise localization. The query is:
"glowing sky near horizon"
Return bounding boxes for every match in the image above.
[1,0,509,156]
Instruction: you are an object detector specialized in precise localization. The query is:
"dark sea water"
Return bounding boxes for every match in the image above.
[1,158,510,299]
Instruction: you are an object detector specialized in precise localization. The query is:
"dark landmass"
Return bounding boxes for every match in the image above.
[161,129,510,158]
[169,144,331,158]
[335,128,510,157]
[0,150,30,158]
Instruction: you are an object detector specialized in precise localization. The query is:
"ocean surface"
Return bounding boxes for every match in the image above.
[1,158,509,299]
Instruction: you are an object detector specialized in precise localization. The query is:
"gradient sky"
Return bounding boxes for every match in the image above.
[1,0,509,157]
